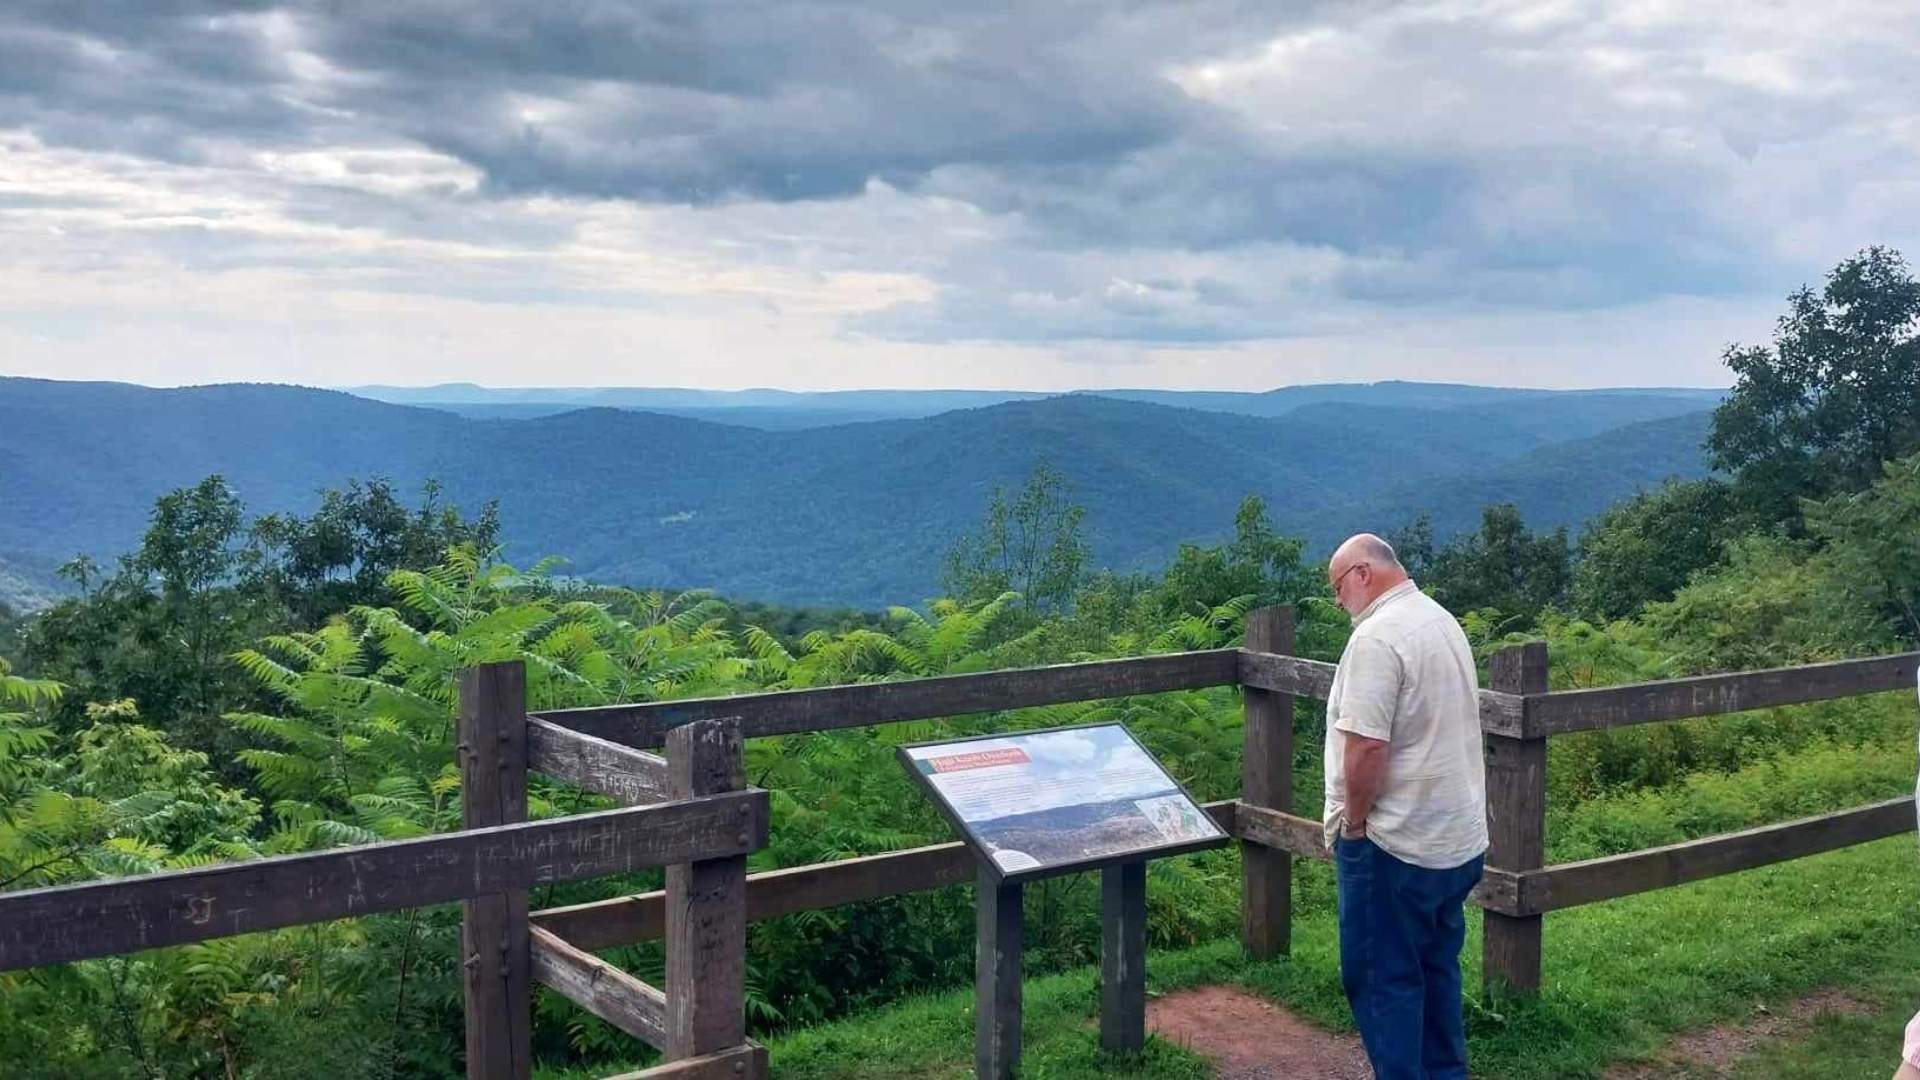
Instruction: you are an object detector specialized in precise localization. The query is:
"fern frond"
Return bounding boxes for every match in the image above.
[230,649,302,696]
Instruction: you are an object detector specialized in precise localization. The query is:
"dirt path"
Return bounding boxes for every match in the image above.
[1146,983,1880,1078]
[1147,985,1371,1079]
[1603,987,1875,1078]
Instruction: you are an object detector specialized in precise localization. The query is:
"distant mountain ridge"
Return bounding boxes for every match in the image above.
[344,381,1725,431]
[1,378,1718,608]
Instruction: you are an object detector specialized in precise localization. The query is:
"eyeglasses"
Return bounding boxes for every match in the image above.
[1330,562,1367,595]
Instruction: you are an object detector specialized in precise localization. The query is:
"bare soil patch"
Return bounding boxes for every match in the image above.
[1604,987,1875,1078]
[1146,985,1371,1079]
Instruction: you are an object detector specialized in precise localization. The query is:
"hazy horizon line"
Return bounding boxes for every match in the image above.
[0,375,1734,395]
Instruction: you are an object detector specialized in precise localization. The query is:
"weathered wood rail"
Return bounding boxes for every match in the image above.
[1,612,1913,1077]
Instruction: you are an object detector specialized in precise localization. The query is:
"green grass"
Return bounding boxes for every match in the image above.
[541,834,1919,1079]
[1218,835,1920,1079]
[1467,837,1920,1077]
[1724,966,1920,1079]
[767,951,1224,1080]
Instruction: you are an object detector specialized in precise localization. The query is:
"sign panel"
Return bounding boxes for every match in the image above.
[898,723,1228,880]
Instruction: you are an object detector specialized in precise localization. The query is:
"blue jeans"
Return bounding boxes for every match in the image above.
[1334,833,1484,1080]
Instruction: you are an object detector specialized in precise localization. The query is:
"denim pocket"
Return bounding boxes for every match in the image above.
[1336,832,1369,862]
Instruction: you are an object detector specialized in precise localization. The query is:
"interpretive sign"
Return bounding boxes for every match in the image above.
[897,723,1228,881]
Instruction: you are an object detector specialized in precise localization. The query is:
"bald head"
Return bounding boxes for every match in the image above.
[1334,533,1402,570]
[1329,533,1409,617]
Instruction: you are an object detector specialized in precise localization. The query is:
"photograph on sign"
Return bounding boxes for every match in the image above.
[899,724,1227,878]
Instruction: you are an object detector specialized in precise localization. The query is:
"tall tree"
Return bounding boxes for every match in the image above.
[247,477,500,627]
[1427,504,1571,629]
[1709,246,1920,518]
[1151,495,1314,616]
[22,477,275,753]
[1570,479,1746,622]
[1385,515,1436,581]
[942,460,1089,612]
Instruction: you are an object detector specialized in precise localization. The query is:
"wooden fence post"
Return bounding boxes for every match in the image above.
[460,661,532,1080]
[1483,642,1548,998]
[1241,605,1295,958]
[664,718,749,1061]
[975,868,1023,1080]
[1100,861,1147,1054]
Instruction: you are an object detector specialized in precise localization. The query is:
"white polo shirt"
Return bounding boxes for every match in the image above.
[1322,579,1489,870]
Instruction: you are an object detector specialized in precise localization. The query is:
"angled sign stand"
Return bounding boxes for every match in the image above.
[898,723,1229,1077]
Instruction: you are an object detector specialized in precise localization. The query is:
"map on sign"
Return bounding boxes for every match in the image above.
[898,724,1228,880]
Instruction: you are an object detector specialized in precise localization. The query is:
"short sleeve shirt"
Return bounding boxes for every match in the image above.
[1322,580,1489,870]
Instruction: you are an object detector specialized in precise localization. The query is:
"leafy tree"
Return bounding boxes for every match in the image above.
[1801,451,1920,644]
[1709,246,1920,518]
[21,477,281,755]
[1385,515,1435,581]
[1570,479,1747,622]
[1043,496,1335,661]
[248,478,500,628]
[1637,534,1885,673]
[1637,450,1920,672]
[1149,496,1315,618]
[135,476,250,600]
[942,461,1089,613]
[1427,504,1571,630]
[1051,570,1157,649]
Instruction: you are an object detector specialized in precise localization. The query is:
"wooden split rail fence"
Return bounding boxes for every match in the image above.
[1,607,1914,1076]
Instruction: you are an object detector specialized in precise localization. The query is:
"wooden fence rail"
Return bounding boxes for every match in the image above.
[531,649,1242,748]
[0,793,764,972]
[1515,796,1917,914]
[531,925,669,1048]
[527,716,673,805]
[2,616,1913,1076]
[1238,646,1919,736]
[532,802,1238,950]
[1520,652,1920,737]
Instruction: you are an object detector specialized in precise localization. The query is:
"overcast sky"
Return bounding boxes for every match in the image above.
[2,1,1915,391]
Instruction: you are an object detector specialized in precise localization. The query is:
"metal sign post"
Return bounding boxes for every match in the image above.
[898,723,1229,1077]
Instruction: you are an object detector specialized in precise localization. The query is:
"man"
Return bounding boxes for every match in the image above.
[1323,533,1488,1080]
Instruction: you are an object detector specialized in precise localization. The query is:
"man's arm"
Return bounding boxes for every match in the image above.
[1341,731,1390,837]
[1332,634,1400,837]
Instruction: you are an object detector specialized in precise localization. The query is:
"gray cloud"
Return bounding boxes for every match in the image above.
[310,2,1233,204]
[0,0,1916,354]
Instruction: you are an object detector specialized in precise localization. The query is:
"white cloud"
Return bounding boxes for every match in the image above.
[1024,731,1100,765]
[0,1,1915,388]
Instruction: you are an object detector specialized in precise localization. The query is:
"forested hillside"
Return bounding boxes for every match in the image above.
[0,380,1713,608]
[1367,410,1716,542]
